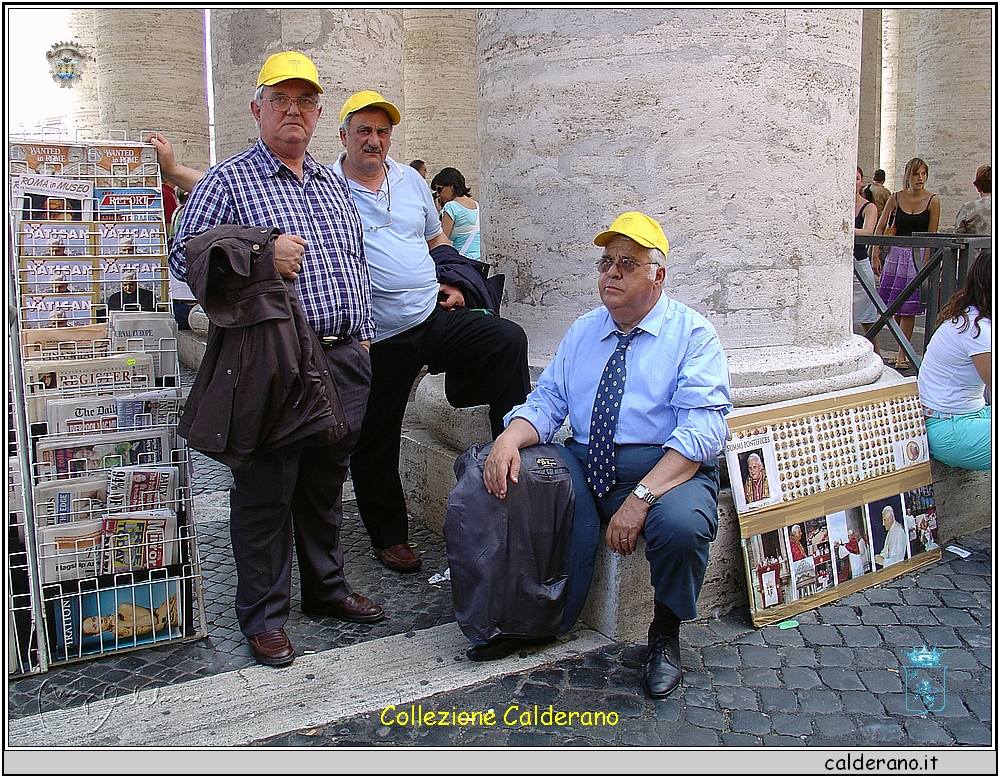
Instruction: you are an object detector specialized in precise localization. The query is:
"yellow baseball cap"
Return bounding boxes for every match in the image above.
[594,212,669,259]
[256,51,323,94]
[339,90,401,126]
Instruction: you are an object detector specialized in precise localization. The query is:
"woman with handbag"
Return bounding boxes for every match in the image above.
[871,157,940,370]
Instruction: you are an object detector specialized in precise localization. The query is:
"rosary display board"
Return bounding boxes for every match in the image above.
[725,379,940,627]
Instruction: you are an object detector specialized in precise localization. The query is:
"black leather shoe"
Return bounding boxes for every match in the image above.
[642,633,682,698]
[302,592,385,623]
[466,635,555,662]
[248,628,295,667]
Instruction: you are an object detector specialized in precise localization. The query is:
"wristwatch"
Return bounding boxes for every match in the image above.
[631,484,658,505]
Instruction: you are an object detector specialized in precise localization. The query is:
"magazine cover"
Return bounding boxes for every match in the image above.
[97,221,167,256]
[97,258,169,318]
[725,426,782,513]
[16,220,93,257]
[106,465,179,513]
[11,173,94,222]
[18,257,97,296]
[101,510,178,572]
[48,576,184,658]
[33,476,108,527]
[36,519,104,583]
[36,427,171,479]
[8,141,88,175]
[94,187,163,222]
[45,395,119,434]
[84,143,159,188]
[20,293,96,329]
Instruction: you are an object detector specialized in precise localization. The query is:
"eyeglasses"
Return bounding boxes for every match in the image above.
[265,95,319,113]
[432,185,444,194]
[597,257,660,274]
[364,165,392,232]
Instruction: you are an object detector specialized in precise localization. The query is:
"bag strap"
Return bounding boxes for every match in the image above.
[458,206,480,254]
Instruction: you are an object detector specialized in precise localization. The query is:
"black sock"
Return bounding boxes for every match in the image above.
[649,600,681,639]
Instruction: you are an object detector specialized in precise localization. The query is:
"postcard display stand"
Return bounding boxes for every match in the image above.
[725,380,941,627]
[7,135,206,669]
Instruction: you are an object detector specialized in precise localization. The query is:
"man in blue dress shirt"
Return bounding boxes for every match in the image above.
[483,212,732,698]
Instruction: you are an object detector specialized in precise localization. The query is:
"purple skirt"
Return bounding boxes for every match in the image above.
[878,245,925,316]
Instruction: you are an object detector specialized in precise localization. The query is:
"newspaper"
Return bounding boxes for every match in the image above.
[45,395,119,435]
[109,311,178,382]
[23,352,155,423]
[101,509,178,573]
[36,519,104,583]
[116,389,183,430]
[106,465,179,513]
[35,426,171,480]
[33,476,108,527]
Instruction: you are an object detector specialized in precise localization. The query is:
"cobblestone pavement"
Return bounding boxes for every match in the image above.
[249,528,992,748]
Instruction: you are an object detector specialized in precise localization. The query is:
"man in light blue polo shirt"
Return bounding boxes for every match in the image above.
[483,212,732,698]
[335,91,530,574]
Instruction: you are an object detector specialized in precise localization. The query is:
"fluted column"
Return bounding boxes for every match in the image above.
[480,8,881,407]
[210,9,404,165]
[857,9,882,178]
[66,8,102,134]
[916,9,994,228]
[402,9,479,192]
[67,9,210,170]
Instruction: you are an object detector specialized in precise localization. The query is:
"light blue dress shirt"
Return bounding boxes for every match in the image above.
[505,292,733,464]
[332,154,443,342]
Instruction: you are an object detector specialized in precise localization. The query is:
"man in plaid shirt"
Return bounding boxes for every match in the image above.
[166,52,384,668]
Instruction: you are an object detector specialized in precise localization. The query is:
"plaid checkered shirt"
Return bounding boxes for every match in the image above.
[169,139,374,341]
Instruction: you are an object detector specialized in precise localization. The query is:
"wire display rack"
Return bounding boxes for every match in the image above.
[7,131,206,670]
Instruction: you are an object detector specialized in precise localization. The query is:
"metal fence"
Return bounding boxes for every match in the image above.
[853,233,992,371]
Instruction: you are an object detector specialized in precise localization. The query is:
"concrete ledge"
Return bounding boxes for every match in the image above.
[929,458,992,543]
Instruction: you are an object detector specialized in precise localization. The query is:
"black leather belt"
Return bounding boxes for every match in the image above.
[319,334,352,346]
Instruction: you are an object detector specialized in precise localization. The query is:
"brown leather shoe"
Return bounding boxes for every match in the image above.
[248,628,295,667]
[373,543,422,572]
[302,592,385,623]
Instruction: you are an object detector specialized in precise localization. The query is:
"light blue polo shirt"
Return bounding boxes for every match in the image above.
[332,154,442,342]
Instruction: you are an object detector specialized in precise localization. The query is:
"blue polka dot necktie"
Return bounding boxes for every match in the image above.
[586,328,639,496]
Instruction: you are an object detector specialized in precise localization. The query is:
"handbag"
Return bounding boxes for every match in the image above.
[883,193,899,237]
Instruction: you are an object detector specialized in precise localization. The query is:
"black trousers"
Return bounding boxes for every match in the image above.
[351,306,530,549]
[229,337,371,636]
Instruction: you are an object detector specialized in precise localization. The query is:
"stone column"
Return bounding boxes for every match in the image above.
[480,8,881,408]
[857,9,882,178]
[66,9,102,134]
[881,9,919,190]
[70,9,210,170]
[210,9,404,165]
[916,9,994,229]
[402,9,479,192]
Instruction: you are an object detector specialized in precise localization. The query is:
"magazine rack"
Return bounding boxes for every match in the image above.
[7,132,207,669]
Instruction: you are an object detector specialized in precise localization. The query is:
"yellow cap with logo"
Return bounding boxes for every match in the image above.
[256,51,323,94]
[339,90,401,126]
[594,211,669,259]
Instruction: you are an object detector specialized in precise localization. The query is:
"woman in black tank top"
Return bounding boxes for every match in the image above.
[871,157,941,370]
